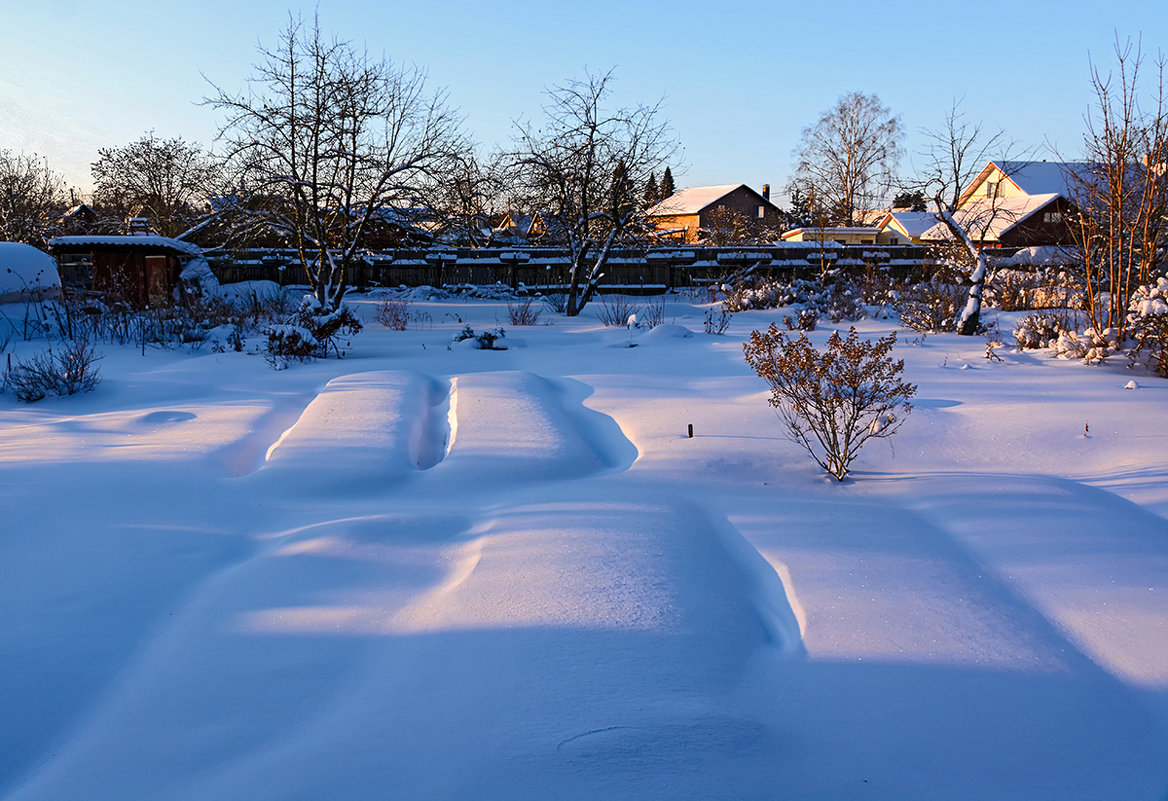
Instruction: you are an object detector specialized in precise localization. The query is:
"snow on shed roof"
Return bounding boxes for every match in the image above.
[648,184,749,216]
[48,234,202,255]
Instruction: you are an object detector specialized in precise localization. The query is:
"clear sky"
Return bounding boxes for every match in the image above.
[1,0,1163,202]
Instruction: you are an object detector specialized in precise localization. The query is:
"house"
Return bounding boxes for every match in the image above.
[781,226,881,245]
[647,184,783,244]
[876,161,1085,248]
[48,234,202,308]
[492,211,567,244]
[876,211,942,245]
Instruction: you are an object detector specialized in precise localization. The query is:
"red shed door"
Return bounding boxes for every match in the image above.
[144,256,169,307]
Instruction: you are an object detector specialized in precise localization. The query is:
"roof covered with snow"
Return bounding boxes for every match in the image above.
[648,184,759,216]
[882,211,941,239]
[48,235,202,256]
[922,193,1061,242]
[960,161,1094,206]
[0,242,61,299]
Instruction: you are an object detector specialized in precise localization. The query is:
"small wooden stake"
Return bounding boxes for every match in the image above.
[687,423,694,438]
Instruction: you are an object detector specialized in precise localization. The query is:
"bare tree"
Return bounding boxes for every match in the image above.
[509,70,677,315]
[429,152,502,246]
[0,150,67,246]
[91,132,223,238]
[792,91,903,226]
[920,98,1013,212]
[207,14,466,312]
[914,100,1029,335]
[1062,36,1168,340]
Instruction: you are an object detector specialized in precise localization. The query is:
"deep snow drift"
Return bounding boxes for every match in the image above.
[1,290,1166,800]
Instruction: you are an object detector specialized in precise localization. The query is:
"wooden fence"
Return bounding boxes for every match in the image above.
[207,244,938,292]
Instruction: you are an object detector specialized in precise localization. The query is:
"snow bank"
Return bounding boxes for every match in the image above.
[0,242,60,302]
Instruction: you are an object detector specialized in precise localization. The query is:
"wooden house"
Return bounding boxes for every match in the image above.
[876,161,1085,248]
[647,184,783,244]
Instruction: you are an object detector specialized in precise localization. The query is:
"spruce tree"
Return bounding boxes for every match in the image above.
[659,167,676,199]
[643,172,659,206]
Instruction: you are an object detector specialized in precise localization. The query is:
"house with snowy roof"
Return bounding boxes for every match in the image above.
[876,161,1084,248]
[647,184,783,244]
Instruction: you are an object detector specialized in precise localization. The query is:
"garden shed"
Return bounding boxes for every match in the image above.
[48,235,202,308]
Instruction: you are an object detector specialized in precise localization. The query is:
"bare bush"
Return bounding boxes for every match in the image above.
[540,293,568,313]
[784,309,819,331]
[291,296,362,357]
[4,339,102,401]
[1127,274,1168,376]
[641,297,666,328]
[895,279,968,333]
[376,299,411,330]
[743,325,916,481]
[1014,311,1076,350]
[987,269,1038,311]
[596,296,640,327]
[506,297,543,326]
[703,308,732,335]
[264,325,318,370]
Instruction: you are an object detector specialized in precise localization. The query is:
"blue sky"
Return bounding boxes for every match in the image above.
[1,0,1162,201]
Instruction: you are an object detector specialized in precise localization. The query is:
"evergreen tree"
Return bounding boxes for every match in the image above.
[892,189,927,212]
[643,172,659,206]
[786,185,814,228]
[659,166,676,199]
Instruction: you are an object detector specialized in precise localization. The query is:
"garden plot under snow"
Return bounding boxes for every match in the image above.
[1,289,1167,800]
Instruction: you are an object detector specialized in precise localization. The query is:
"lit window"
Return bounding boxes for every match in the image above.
[757,205,765,218]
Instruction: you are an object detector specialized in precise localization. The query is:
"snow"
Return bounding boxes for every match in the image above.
[996,160,1093,198]
[2,291,1168,800]
[647,184,746,216]
[47,234,202,255]
[0,242,60,302]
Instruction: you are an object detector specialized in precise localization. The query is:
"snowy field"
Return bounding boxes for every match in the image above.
[2,288,1167,800]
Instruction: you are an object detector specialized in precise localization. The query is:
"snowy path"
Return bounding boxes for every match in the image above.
[4,370,799,801]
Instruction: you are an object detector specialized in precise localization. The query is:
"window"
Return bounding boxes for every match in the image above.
[985,181,1000,199]
[1044,211,1063,224]
[757,205,765,218]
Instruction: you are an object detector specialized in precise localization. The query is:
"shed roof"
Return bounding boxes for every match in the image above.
[48,235,202,256]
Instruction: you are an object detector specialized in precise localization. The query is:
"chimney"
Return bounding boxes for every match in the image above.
[762,184,771,201]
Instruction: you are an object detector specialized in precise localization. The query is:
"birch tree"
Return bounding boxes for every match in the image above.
[792,91,902,226]
[207,14,466,312]
[510,70,676,315]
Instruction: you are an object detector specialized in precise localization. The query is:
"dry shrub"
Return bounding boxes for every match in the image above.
[597,296,640,327]
[506,298,542,326]
[4,339,103,401]
[743,325,916,481]
[376,299,410,330]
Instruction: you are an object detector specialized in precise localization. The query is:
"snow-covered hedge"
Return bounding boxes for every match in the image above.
[1127,274,1168,376]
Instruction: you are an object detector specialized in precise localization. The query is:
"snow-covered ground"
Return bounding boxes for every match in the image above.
[2,290,1166,800]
